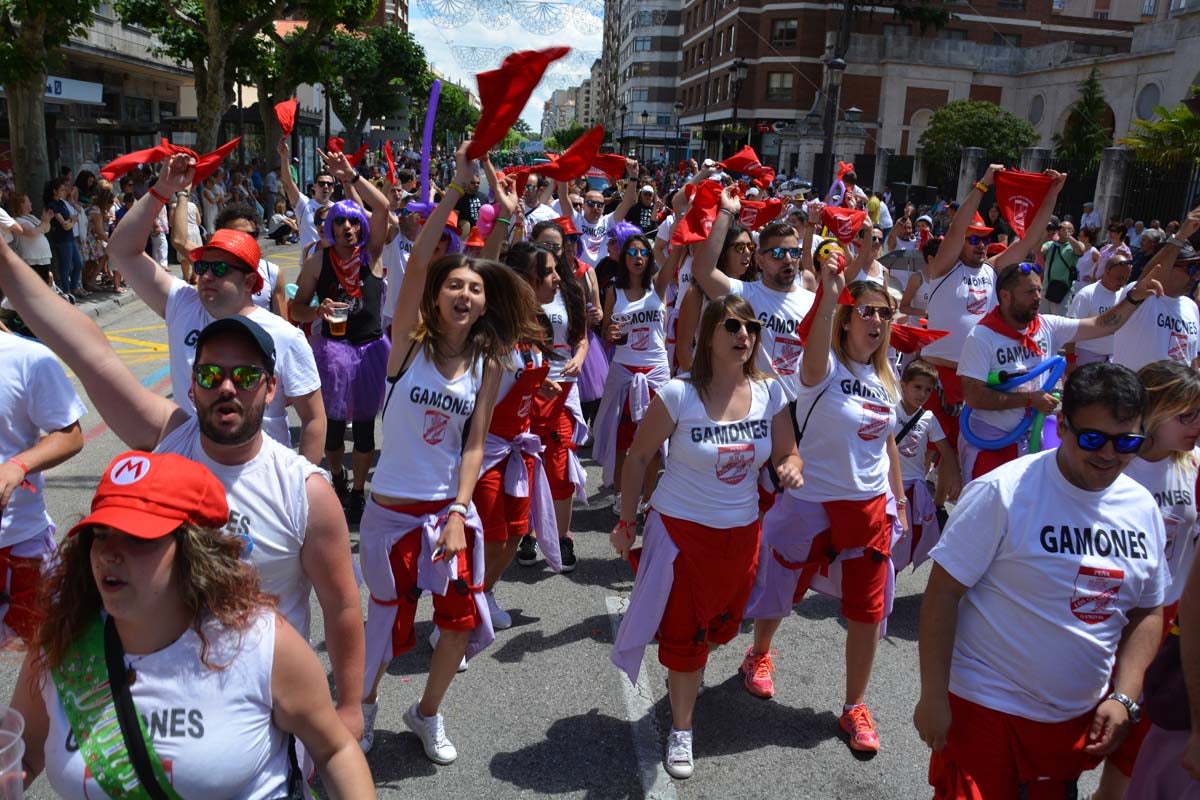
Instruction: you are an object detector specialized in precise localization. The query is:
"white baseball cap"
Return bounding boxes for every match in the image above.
[640,185,655,194]
[746,187,761,198]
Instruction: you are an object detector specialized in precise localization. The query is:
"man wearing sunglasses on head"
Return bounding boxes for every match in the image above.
[556,161,640,268]
[1065,254,1134,368]
[692,186,815,403]
[914,165,1066,449]
[916,362,1165,800]
[1111,206,1200,372]
[106,154,326,466]
[957,258,1159,481]
[277,137,336,252]
[0,246,366,745]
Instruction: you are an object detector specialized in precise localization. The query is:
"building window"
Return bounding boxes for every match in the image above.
[766,72,793,101]
[657,114,673,126]
[882,23,910,37]
[1142,0,1156,13]
[993,32,1021,46]
[996,0,1025,8]
[634,37,652,51]
[630,88,649,102]
[159,101,177,121]
[1052,0,1064,10]
[729,25,735,49]
[771,19,798,47]
[939,28,968,40]
[718,30,725,55]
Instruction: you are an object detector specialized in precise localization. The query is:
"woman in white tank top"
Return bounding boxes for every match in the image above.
[357,143,529,764]
[593,231,675,516]
[675,221,757,373]
[9,451,374,799]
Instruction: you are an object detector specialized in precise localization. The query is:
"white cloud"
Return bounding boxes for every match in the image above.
[408,9,602,133]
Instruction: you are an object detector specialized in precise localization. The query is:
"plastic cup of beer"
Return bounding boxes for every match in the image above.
[327,303,350,337]
[0,706,25,800]
[611,312,631,345]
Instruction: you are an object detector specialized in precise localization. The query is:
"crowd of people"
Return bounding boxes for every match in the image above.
[2,129,1200,800]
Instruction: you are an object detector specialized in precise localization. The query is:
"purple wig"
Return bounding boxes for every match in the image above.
[608,221,644,254]
[323,199,371,272]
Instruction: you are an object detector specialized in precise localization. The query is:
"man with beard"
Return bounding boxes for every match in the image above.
[0,237,366,742]
[914,165,1066,448]
[107,154,325,465]
[556,160,639,268]
[956,259,1158,481]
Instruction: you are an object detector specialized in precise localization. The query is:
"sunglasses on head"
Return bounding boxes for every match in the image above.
[585,200,605,209]
[626,247,651,257]
[193,363,267,391]
[193,260,245,278]
[854,304,895,321]
[1002,262,1043,281]
[728,242,756,254]
[966,235,989,246]
[723,317,761,336]
[1065,419,1145,454]
[764,246,802,260]
[315,180,335,188]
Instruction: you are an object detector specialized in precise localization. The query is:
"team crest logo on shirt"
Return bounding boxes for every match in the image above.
[715,443,754,485]
[771,336,803,376]
[630,326,650,351]
[1070,566,1124,625]
[858,402,891,441]
[423,410,450,445]
[898,434,921,458]
[966,288,989,315]
[517,394,533,418]
[1008,196,1034,233]
[1168,332,1189,362]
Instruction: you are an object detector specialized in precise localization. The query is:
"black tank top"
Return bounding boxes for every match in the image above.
[317,248,383,344]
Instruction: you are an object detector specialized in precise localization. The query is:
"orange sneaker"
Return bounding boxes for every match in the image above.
[738,647,776,698]
[839,704,880,752]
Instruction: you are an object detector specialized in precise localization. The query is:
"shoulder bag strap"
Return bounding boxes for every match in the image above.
[796,383,831,442]
[895,408,926,444]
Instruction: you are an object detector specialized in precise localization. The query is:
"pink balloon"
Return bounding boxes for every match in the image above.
[478,204,496,223]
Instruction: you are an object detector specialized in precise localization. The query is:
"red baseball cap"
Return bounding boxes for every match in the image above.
[189,229,264,293]
[68,452,229,540]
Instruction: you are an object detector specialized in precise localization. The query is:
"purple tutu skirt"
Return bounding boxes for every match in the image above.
[310,332,391,420]
[578,328,610,403]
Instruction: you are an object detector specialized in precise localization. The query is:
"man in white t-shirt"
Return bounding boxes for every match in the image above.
[557,161,639,268]
[108,155,325,464]
[915,362,1165,799]
[277,138,335,252]
[1110,215,1200,372]
[957,259,1154,480]
[1066,253,1133,366]
[0,205,22,244]
[382,185,420,328]
[0,330,85,647]
[0,252,366,742]
[519,176,558,227]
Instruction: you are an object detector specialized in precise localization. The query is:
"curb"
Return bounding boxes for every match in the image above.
[75,289,142,321]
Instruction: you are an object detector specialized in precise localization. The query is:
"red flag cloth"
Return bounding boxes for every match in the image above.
[977,307,1044,356]
[994,170,1055,239]
[719,145,762,175]
[468,47,571,161]
[820,206,868,245]
[739,197,784,231]
[535,125,605,182]
[592,153,628,182]
[327,137,346,153]
[889,323,950,355]
[837,161,855,182]
[345,142,369,168]
[498,166,534,195]
[670,179,723,246]
[752,167,776,191]
[100,137,240,184]
[274,99,298,137]
[384,141,396,184]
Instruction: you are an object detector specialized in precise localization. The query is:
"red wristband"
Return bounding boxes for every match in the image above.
[148,186,170,205]
[7,457,29,475]
[447,509,466,522]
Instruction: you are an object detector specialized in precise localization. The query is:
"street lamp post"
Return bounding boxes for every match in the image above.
[821,56,847,196]
[728,59,748,157]
[640,110,649,163]
[674,100,685,164]
[620,104,628,157]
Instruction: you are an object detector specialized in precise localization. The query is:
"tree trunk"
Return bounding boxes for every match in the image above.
[7,14,50,211]
[255,73,289,171]
[193,0,230,153]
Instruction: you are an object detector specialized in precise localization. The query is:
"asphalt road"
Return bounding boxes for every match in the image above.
[2,240,1104,799]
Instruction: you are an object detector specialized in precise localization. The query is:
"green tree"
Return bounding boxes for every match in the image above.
[1119,90,1200,164]
[546,122,586,152]
[918,100,1038,190]
[410,79,479,153]
[1052,67,1113,163]
[512,119,535,139]
[0,0,98,204]
[326,25,428,150]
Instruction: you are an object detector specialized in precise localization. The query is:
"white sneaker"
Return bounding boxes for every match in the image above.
[359,701,379,753]
[664,728,694,779]
[428,627,469,672]
[485,591,512,630]
[403,702,458,764]
[612,493,622,516]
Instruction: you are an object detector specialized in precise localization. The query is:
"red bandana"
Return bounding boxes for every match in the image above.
[591,153,628,182]
[468,47,570,161]
[890,323,950,355]
[327,138,369,168]
[670,180,723,246]
[820,206,868,245]
[994,170,1055,239]
[536,125,605,182]
[274,99,298,137]
[329,247,364,299]
[978,307,1043,356]
[383,140,396,185]
[101,137,241,184]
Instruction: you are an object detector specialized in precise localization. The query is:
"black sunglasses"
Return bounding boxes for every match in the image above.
[332,215,359,226]
[315,180,335,188]
[193,363,267,391]
[585,200,605,209]
[723,317,761,336]
[1064,417,1145,454]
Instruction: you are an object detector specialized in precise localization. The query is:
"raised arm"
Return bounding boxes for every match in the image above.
[321,150,389,261]
[1071,260,1162,343]
[276,138,302,208]
[611,160,641,221]
[653,228,685,300]
[927,164,1003,279]
[692,186,738,299]
[482,157,518,261]
[800,248,843,388]
[169,193,195,256]
[992,170,1066,269]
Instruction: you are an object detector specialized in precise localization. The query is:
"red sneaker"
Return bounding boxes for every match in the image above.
[839,704,880,752]
[738,647,776,698]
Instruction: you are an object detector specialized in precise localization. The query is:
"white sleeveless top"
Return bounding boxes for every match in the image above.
[542,290,574,383]
[154,419,323,638]
[612,288,667,368]
[249,258,280,312]
[374,346,483,501]
[918,261,997,363]
[43,612,291,799]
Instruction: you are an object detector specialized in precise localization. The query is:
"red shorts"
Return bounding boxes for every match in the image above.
[616,365,657,452]
[657,514,761,672]
[927,365,964,449]
[971,442,1019,480]
[0,545,46,644]
[532,389,577,501]
[788,495,891,624]
[473,455,534,543]
[929,693,1101,800]
[377,499,481,656]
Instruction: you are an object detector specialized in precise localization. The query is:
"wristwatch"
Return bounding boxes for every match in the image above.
[1106,692,1142,723]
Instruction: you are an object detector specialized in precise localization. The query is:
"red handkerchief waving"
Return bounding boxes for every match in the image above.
[994,170,1055,239]
[671,179,723,246]
[327,137,369,168]
[837,161,855,182]
[890,323,950,355]
[536,125,605,182]
[820,206,868,245]
[274,99,298,137]
[720,145,774,189]
[739,197,784,231]
[795,249,853,345]
[100,137,240,184]
[592,153,628,182]
[383,141,397,184]
[468,47,570,161]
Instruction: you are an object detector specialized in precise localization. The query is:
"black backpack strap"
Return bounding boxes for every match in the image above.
[796,383,831,442]
[895,408,926,445]
[103,616,172,800]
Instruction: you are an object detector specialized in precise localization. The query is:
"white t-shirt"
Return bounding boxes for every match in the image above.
[296,193,329,252]
[611,288,667,368]
[1068,281,1121,357]
[249,258,280,312]
[0,207,15,244]
[381,230,414,323]
[524,203,557,226]
[1110,292,1200,372]
[894,405,945,483]
[164,279,322,447]
[0,334,87,545]
[651,377,787,527]
[727,278,816,402]
[574,211,615,267]
[790,353,897,502]
[957,314,1079,432]
[931,450,1166,722]
[918,262,998,363]
[542,290,575,383]
[1122,451,1200,606]
[14,214,52,264]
